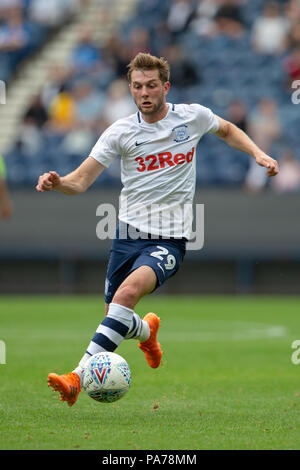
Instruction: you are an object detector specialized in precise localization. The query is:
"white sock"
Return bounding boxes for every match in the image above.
[73,353,91,385]
[73,303,133,383]
[125,312,150,342]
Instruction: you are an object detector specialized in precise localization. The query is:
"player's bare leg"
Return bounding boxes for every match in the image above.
[112,265,157,309]
[112,266,163,368]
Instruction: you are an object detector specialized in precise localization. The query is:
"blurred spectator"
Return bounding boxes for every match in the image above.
[214,0,246,39]
[28,0,79,28]
[102,34,130,78]
[244,98,281,192]
[127,27,152,59]
[0,5,31,80]
[15,116,44,155]
[23,94,48,128]
[102,28,151,79]
[283,45,300,86]
[87,0,114,33]
[271,148,300,193]
[288,21,300,48]
[102,78,136,125]
[190,0,219,37]
[0,155,12,220]
[251,2,290,55]
[0,0,23,10]
[285,0,300,27]
[62,124,96,155]
[0,1,57,81]
[226,99,248,132]
[69,25,101,76]
[58,78,107,155]
[41,64,71,110]
[166,0,197,36]
[244,157,269,193]
[48,86,76,132]
[247,98,281,155]
[162,43,200,87]
[151,21,173,56]
[0,6,30,53]
[72,79,105,125]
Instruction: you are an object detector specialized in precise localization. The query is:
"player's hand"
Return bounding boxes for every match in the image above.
[36,171,61,192]
[255,154,279,177]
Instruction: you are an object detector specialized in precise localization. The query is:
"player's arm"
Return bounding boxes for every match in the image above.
[213,116,279,177]
[36,156,105,195]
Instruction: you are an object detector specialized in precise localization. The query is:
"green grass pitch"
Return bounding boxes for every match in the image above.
[0,295,300,450]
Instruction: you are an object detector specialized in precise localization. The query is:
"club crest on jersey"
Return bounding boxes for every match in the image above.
[172,124,189,143]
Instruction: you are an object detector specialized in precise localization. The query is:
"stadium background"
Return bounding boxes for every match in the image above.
[0,0,299,296]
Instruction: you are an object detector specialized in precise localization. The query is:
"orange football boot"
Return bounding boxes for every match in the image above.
[48,371,81,407]
[138,312,163,368]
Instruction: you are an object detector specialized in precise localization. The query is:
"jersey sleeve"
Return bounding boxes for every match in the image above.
[89,123,122,168]
[190,103,219,135]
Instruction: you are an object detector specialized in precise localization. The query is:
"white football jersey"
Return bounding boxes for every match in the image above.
[90,103,219,239]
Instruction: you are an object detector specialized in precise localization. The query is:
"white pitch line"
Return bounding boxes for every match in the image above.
[160,323,287,342]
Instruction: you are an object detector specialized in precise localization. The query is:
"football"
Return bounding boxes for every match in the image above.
[82,351,131,403]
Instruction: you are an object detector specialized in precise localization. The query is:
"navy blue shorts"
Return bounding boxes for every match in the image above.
[104,222,186,304]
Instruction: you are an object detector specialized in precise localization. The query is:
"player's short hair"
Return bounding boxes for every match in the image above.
[127,53,170,84]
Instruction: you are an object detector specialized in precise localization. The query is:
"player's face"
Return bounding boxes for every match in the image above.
[129,69,170,119]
